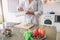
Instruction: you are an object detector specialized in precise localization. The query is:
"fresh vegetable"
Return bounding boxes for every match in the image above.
[33,28,45,38]
[39,29,45,38]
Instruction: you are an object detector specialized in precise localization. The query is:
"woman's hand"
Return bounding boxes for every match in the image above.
[18,7,24,11]
[26,10,34,15]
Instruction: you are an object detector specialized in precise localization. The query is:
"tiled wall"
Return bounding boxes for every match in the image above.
[43,2,60,14]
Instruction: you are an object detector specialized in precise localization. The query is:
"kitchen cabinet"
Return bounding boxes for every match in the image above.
[42,0,60,4]
[56,0,60,2]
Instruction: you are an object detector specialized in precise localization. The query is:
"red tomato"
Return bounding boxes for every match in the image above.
[40,29,45,38]
[33,28,39,38]
[38,29,41,34]
[33,28,38,34]
[33,29,46,38]
[40,29,45,35]
[38,29,45,38]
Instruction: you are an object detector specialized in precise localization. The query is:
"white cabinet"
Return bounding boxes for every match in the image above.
[55,23,60,32]
[56,0,60,2]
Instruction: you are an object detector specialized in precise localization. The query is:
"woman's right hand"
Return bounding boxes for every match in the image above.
[18,7,24,11]
[26,10,34,15]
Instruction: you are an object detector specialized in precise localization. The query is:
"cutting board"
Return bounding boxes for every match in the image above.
[14,23,34,29]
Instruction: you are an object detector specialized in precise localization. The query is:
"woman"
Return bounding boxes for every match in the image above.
[18,0,43,25]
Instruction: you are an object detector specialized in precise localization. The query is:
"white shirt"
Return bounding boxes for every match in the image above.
[19,0,43,14]
[18,0,43,24]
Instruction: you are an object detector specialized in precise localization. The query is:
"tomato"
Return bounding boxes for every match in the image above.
[38,29,41,34]
[38,29,45,38]
[33,28,39,38]
[40,29,45,38]
[33,28,38,34]
[40,29,45,35]
[33,29,46,38]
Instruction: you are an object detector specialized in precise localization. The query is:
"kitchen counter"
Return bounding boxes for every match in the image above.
[3,25,57,40]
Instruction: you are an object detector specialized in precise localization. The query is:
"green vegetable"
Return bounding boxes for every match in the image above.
[24,31,33,40]
[24,30,46,40]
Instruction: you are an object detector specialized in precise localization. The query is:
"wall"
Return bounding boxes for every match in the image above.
[8,0,18,12]
[2,0,25,23]
[43,2,60,14]
[2,0,8,21]
[0,0,3,22]
[0,0,3,30]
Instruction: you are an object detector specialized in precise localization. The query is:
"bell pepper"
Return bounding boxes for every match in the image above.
[24,31,33,40]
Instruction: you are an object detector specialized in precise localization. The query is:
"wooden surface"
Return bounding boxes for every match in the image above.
[14,23,34,30]
[1,25,57,40]
[39,25,57,40]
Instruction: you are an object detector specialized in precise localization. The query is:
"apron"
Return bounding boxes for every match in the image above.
[24,0,38,24]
